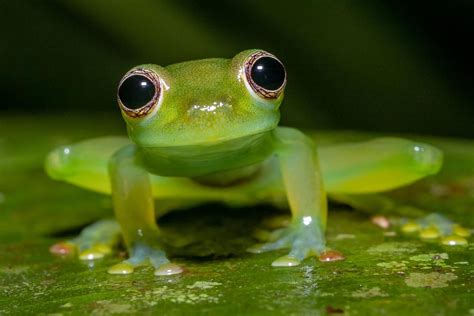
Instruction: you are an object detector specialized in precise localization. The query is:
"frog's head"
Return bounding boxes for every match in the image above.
[117,49,286,147]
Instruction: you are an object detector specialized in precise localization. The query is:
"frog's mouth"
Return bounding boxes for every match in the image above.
[128,107,280,148]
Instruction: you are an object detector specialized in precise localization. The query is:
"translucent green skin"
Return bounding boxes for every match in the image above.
[45,49,443,270]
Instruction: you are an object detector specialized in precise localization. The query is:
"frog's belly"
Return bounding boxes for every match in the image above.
[150,155,287,209]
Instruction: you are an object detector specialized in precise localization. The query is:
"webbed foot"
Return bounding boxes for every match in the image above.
[248,216,344,267]
[107,242,183,276]
[399,213,470,245]
[50,219,121,259]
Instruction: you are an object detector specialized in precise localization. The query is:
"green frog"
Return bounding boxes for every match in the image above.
[46,49,465,276]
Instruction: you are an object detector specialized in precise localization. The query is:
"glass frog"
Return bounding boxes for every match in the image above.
[45,49,463,276]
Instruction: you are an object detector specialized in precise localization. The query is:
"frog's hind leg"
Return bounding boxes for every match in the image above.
[319,137,443,194]
[50,219,121,260]
[317,137,470,245]
[45,136,131,194]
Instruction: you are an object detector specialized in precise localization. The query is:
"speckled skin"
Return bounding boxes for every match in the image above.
[45,50,443,275]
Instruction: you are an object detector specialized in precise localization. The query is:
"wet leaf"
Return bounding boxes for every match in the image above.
[0,116,472,315]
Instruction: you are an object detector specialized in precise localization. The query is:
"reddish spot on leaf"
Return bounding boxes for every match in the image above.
[326,305,344,314]
[49,242,75,256]
[371,215,390,229]
[319,250,345,262]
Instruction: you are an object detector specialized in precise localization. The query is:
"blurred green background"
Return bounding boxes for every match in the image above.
[1,0,473,137]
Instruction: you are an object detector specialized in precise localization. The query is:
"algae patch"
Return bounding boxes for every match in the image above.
[377,253,452,272]
[409,253,452,268]
[376,261,408,270]
[367,242,418,254]
[351,287,388,298]
[126,281,223,305]
[405,272,457,288]
[409,253,448,262]
[334,234,356,240]
[148,286,220,304]
[91,300,135,315]
[0,266,29,274]
[186,281,222,289]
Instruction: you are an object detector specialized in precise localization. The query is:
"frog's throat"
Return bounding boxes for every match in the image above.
[136,131,275,177]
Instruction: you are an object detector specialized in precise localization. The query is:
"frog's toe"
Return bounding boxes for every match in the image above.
[400,213,470,246]
[107,261,184,276]
[154,263,183,276]
[79,244,113,260]
[108,262,135,275]
[271,255,301,267]
[270,250,345,267]
[76,219,121,260]
[419,226,440,239]
[268,236,343,267]
[108,242,183,276]
[50,219,121,260]
[400,221,421,233]
[441,235,468,246]
[453,225,471,237]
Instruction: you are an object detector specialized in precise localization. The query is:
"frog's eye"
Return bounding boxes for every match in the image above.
[245,51,286,99]
[117,69,161,118]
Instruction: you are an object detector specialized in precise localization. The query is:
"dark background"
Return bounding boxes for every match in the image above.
[1,0,473,137]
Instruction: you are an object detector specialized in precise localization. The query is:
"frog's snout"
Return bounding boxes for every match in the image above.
[45,146,73,180]
[411,142,443,175]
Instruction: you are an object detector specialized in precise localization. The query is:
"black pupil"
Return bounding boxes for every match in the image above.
[250,57,285,91]
[118,75,156,109]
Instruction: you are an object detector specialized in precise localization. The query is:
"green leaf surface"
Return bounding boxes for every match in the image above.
[0,116,472,315]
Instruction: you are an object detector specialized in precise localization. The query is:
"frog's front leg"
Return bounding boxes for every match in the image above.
[248,127,343,266]
[107,145,182,276]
